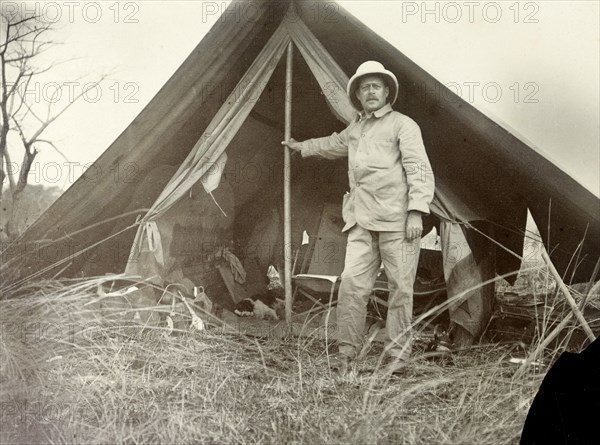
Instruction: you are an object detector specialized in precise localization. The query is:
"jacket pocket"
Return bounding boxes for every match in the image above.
[366,139,399,169]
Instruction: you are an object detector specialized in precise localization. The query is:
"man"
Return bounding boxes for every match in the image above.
[282,61,435,374]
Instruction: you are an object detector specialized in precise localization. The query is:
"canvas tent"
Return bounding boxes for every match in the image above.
[6,0,600,340]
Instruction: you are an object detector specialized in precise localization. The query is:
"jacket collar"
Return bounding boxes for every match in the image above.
[358,103,393,121]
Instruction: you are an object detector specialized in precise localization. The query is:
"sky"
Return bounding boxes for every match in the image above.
[2,0,599,196]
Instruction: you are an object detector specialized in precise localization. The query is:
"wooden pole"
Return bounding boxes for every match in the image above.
[284,42,294,324]
[514,313,573,380]
[542,250,595,342]
[515,255,598,379]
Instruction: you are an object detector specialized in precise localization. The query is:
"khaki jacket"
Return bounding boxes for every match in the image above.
[300,104,434,232]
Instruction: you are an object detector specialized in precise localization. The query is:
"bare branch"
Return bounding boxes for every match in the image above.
[10,116,27,148]
[17,74,53,122]
[2,148,17,191]
[8,76,28,117]
[1,16,40,55]
[5,54,38,64]
[16,95,45,127]
[1,19,11,56]
[6,69,26,104]
[3,29,39,48]
[36,55,85,72]
[4,15,38,29]
[16,143,38,194]
[35,139,70,163]
[12,74,104,148]
[2,25,49,50]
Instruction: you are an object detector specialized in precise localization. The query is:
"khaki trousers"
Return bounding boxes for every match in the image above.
[337,225,420,359]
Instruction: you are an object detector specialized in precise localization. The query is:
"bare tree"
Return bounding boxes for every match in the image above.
[0,10,104,239]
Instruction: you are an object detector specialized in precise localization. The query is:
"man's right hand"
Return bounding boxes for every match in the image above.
[281,138,302,152]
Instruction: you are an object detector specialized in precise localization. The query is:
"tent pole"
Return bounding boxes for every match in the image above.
[284,41,294,324]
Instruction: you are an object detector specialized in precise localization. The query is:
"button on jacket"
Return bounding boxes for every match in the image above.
[299,104,435,232]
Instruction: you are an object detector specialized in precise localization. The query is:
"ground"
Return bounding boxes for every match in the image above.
[2,330,536,445]
[0,278,555,445]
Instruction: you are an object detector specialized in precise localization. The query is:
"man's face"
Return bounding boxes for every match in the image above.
[355,75,389,113]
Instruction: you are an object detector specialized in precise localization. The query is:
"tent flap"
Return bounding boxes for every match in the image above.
[125,22,292,275]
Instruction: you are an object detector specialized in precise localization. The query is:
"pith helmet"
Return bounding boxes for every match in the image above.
[347,61,399,111]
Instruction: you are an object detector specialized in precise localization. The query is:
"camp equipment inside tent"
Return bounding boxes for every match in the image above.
[7,1,599,344]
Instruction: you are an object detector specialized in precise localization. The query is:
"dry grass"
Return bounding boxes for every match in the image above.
[0,277,553,445]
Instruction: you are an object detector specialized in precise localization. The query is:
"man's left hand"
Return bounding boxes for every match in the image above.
[406,211,423,241]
